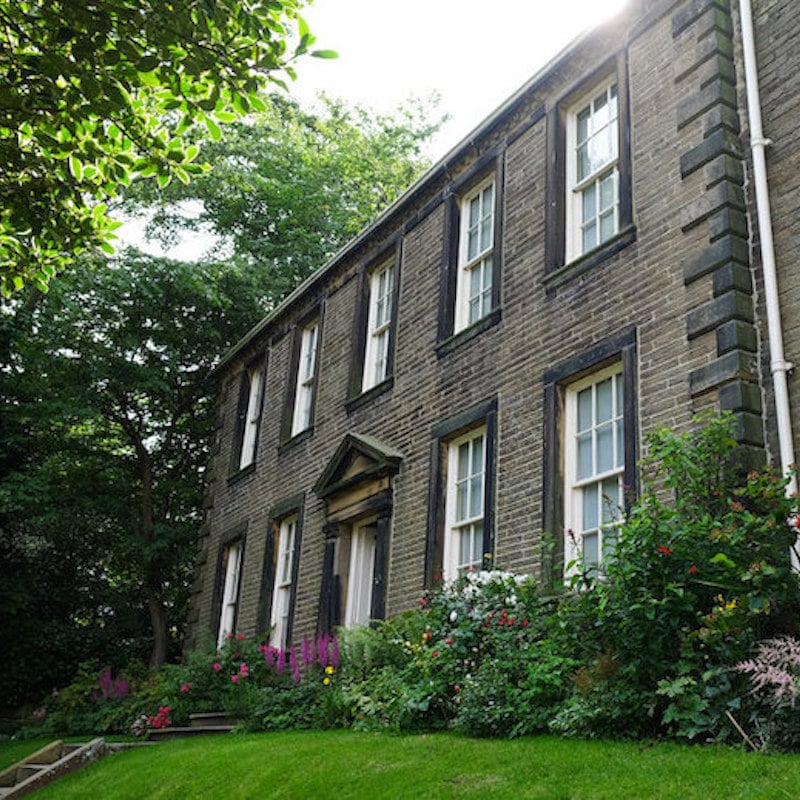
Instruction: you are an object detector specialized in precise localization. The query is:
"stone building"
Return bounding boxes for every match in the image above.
[186,0,800,651]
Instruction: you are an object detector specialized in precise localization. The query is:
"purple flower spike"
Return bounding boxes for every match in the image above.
[308,636,316,667]
[289,647,301,684]
[265,646,275,668]
[301,637,311,669]
[331,635,340,669]
[276,648,286,675]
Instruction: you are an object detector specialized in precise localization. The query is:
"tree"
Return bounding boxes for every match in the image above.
[127,93,443,305]
[1,95,438,694]
[1,252,271,682]
[0,0,334,298]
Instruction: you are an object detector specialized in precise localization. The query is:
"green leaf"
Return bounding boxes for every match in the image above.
[204,116,222,141]
[311,50,338,60]
[137,54,160,73]
[68,155,84,181]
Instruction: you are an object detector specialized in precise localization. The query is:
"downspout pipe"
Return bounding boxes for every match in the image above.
[738,0,798,508]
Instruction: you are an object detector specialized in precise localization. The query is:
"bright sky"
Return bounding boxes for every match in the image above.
[289,0,631,158]
[120,0,630,256]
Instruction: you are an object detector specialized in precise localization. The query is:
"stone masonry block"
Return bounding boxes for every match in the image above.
[677,78,738,129]
[719,380,763,414]
[689,350,759,396]
[672,0,730,39]
[708,207,748,241]
[684,235,750,284]
[716,320,758,354]
[713,262,753,296]
[680,128,742,178]
[686,290,754,340]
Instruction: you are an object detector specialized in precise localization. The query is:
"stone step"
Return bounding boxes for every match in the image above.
[149,724,234,741]
[189,711,237,729]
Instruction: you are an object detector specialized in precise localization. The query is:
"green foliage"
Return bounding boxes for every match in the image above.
[0,0,333,296]
[557,413,800,742]
[1,90,440,703]
[127,93,443,306]
[0,252,270,688]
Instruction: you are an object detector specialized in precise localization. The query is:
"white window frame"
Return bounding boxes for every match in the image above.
[443,427,486,582]
[563,364,625,579]
[217,540,243,649]
[362,261,395,392]
[455,177,495,332]
[344,518,377,629]
[565,79,620,263]
[291,321,318,436]
[270,515,297,649]
[238,365,264,470]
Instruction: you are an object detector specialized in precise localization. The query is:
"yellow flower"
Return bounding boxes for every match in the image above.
[325,665,335,675]
[323,677,331,686]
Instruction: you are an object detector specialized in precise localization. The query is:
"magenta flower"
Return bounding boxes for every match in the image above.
[276,648,286,675]
[213,661,221,672]
[231,674,239,684]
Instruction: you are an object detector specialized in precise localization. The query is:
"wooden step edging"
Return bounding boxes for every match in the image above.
[0,738,105,799]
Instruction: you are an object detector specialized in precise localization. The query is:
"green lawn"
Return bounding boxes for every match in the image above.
[5,731,795,799]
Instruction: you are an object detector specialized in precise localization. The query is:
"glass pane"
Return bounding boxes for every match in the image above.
[457,442,469,480]
[456,481,468,523]
[472,522,483,562]
[599,173,615,211]
[600,211,615,244]
[577,107,590,142]
[480,214,492,251]
[577,142,589,182]
[577,387,592,431]
[469,194,480,227]
[471,436,484,474]
[597,423,613,473]
[582,483,599,531]
[583,221,597,253]
[615,373,623,413]
[582,183,596,222]
[459,528,472,565]
[470,263,482,296]
[577,432,592,480]
[468,297,480,324]
[582,531,599,572]
[596,377,612,422]
[615,418,624,468]
[469,475,483,518]
[483,183,494,213]
[468,228,478,261]
[601,477,621,523]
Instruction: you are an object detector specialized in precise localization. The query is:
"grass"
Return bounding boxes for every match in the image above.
[4,730,794,800]
[0,738,55,771]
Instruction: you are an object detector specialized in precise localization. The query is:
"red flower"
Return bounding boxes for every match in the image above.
[423,630,432,642]
[431,650,439,659]
[522,619,530,628]
[793,516,800,529]
[688,564,698,575]
[445,637,454,646]
[657,545,673,555]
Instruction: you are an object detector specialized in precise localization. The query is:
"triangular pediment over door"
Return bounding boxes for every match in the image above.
[314,433,403,633]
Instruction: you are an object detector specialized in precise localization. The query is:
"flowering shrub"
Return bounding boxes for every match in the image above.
[339,570,575,736]
[553,414,800,742]
[735,637,800,750]
[158,632,346,733]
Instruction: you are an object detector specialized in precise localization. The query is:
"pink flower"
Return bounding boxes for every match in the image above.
[445,637,454,646]
[180,682,193,693]
[239,662,249,678]
[237,634,246,640]
[213,662,221,672]
[231,674,239,684]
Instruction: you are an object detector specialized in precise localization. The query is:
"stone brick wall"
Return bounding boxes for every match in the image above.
[186,0,799,650]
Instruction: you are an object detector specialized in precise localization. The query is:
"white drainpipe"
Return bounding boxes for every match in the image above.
[738,0,797,514]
